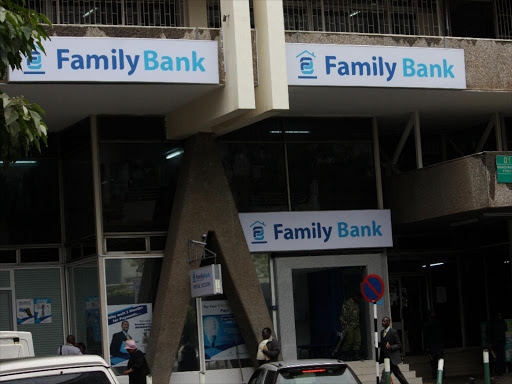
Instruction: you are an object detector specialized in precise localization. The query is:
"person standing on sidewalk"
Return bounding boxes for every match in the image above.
[379,317,409,384]
[123,340,150,384]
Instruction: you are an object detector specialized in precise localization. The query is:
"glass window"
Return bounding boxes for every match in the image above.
[202,296,253,370]
[69,261,102,356]
[0,141,60,245]
[61,119,96,245]
[100,142,182,232]
[276,364,358,384]
[220,143,288,212]
[105,257,162,374]
[3,371,113,383]
[173,299,200,372]
[251,254,272,315]
[287,142,376,211]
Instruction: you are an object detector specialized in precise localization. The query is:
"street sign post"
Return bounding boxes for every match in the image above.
[362,274,385,384]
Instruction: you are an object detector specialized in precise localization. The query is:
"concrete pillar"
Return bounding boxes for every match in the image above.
[186,0,207,27]
[146,133,273,383]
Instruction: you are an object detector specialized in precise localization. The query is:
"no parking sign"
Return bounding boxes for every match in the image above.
[361,274,385,303]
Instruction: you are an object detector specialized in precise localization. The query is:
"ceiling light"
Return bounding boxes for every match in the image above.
[422,262,444,268]
[350,11,361,17]
[166,149,184,160]
[0,160,37,165]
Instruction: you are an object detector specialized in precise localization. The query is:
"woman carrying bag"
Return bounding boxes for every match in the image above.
[123,340,152,384]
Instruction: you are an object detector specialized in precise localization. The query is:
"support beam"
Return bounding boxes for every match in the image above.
[391,113,415,165]
[146,134,273,383]
[414,110,423,169]
[502,115,508,151]
[476,114,496,153]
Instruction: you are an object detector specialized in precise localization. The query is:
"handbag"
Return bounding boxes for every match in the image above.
[146,375,152,384]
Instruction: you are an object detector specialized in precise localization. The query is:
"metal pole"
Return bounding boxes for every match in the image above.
[384,358,391,384]
[372,117,384,210]
[374,303,380,384]
[436,358,444,384]
[414,111,423,169]
[483,349,491,384]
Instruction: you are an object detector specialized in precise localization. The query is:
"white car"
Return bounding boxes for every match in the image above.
[247,359,362,384]
[0,355,120,383]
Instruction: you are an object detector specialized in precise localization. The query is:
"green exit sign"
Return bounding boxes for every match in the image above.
[496,156,512,183]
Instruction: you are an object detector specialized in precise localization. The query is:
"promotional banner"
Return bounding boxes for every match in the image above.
[287,43,466,89]
[239,210,393,252]
[16,299,34,325]
[86,297,101,345]
[202,300,249,361]
[9,37,219,84]
[34,298,52,324]
[108,303,152,367]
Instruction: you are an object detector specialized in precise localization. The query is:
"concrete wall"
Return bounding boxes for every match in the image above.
[388,152,512,224]
[285,32,512,91]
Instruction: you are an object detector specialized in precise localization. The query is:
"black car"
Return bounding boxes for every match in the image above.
[247,359,362,384]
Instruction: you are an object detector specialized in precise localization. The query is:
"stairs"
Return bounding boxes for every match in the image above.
[347,360,424,384]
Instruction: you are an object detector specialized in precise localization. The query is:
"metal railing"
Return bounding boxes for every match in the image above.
[282,0,442,36]
[27,0,185,27]
[495,0,512,39]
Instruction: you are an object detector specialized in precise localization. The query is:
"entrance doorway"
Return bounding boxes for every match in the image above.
[274,253,388,361]
[292,266,367,360]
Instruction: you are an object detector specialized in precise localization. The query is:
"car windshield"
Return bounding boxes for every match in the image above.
[1,371,112,383]
[276,365,358,384]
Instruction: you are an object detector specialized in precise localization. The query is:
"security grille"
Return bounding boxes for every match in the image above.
[495,0,512,39]
[206,0,221,28]
[283,0,442,36]
[27,0,185,26]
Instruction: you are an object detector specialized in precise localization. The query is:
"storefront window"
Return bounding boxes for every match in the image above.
[251,253,272,315]
[100,142,182,232]
[69,261,102,356]
[173,299,200,372]
[105,257,162,375]
[202,296,253,370]
[0,141,60,245]
[220,143,288,212]
[61,119,96,246]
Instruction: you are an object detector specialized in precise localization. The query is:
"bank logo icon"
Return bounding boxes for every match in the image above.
[250,221,267,244]
[25,50,45,75]
[296,50,317,79]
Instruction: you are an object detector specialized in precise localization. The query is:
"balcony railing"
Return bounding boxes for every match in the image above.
[27,0,185,27]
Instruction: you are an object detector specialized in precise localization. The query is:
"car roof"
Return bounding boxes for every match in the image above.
[261,359,347,371]
[0,355,111,376]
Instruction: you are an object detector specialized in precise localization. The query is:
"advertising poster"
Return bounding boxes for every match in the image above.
[16,299,34,325]
[108,303,152,367]
[85,297,101,345]
[202,300,249,361]
[34,298,52,324]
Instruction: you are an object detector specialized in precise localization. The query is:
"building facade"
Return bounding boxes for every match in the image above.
[1,0,512,383]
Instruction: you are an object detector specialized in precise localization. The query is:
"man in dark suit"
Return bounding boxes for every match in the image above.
[379,317,409,384]
[110,320,132,358]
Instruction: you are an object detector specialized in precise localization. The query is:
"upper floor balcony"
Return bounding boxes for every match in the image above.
[26,0,512,40]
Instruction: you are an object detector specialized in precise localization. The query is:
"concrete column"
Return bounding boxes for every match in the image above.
[186,0,207,27]
[167,0,255,139]
[214,0,290,134]
[146,134,273,383]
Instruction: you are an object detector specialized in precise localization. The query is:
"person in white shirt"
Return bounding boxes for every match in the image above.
[57,335,82,356]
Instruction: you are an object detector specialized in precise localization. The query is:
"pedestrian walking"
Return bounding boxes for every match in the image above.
[379,317,409,384]
[123,340,151,384]
[57,335,82,356]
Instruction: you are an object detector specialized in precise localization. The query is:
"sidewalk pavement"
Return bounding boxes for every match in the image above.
[423,372,512,384]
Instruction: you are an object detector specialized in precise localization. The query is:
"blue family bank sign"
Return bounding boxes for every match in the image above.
[287,43,466,89]
[8,37,219,84]
[239,210,393,252]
